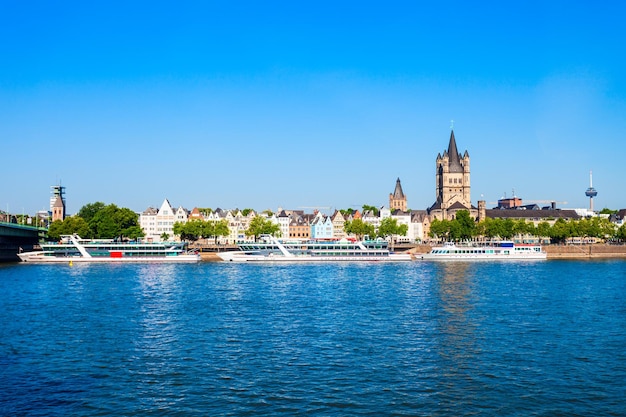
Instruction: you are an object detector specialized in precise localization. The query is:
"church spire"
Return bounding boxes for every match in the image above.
[447,129,463,173]
[392,177,405,199]
[389,177,407,212]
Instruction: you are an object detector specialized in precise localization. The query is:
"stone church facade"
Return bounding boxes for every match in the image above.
[389,178,407,212]
[427,130,483,222]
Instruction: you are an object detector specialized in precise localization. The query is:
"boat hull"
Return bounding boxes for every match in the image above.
[217,251,413,262]
[420,253,546,261]
[18,252,201,263]
[420,242,547,261]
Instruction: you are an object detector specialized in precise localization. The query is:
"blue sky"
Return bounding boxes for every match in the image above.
[1,1,625,215]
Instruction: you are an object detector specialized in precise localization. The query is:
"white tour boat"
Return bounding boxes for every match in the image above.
[217,235,413,262]
[421,241,547,261]
[18,234,201,263]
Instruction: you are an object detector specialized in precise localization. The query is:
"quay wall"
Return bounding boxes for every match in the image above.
[543,244,626,259]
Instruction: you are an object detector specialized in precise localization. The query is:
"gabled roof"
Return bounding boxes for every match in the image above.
[391,178,405,199]
[447,130,464,173]
[331,210,345,222]
[411,210,429,222]
[311,215,327,225]
[448,201,473,210]
[428,197,443,212]
[158,198,173,214]
[142,207,157,215]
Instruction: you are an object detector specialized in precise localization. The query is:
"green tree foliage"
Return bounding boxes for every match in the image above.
[173,219,231,243]
[212,220,230,242]
[173,220,204,242]
[453,210,475,240]
[77,202,106,224]
[241,208,254,216]
[599,208,617,215]
[616,224,626,241]
[123,225,145,240]
[549,218,570,244]
[536,221,551,238]
[344,218,375,240]
[46,216,91,241]
[339,208,355,216]
[428,218,451,241]
[362,204,379,216]
[246,216,280,238]
[75,202,143,239]
[432,213,620,244]
[377,217,408,239]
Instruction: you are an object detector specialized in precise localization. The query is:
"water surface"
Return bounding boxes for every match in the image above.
[1,261,625,415]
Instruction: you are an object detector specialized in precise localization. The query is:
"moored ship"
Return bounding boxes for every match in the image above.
[421,241,547,261]
[18,234,201,263]
[217,235,413,262]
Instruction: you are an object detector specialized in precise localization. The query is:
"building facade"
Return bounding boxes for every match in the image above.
[139,199,188,242]
[389,178,407,212]
[428,130,479,221]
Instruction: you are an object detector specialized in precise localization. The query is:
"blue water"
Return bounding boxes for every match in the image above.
[1,261,625,416]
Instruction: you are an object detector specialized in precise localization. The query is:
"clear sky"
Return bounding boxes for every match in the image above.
[2,1,625,215]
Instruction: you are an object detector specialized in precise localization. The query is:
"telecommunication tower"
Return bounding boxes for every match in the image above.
[584,170,598,212]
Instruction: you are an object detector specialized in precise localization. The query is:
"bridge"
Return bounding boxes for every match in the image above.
[0,222,45,262]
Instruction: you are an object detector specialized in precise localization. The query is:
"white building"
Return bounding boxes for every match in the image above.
[139,199,188,242]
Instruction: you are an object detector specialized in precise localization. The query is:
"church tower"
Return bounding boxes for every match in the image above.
[51,196,65,222]
[430,129,472,219]
[389,178,407,212]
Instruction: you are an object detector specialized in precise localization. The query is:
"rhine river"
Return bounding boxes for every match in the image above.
[1,260,625,416]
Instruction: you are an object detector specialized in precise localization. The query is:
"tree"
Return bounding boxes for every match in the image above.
[46,216,91,241]
[344,218,375,240]
[123,225,145,240]
[480,217,500,240]
[47,220,64,241]
[454,210,475,241]
[212,219,230,243]
[241,208,254,216]
[429,218,452,241]
[616,224,626,242]
[339,208,355,216]
[185,220,204,241]
[161,232,170,241]
[202,219,230,243]
[536,221,551,238]
[77,202,106,224]
[89,208,119,238]
[377,217,408,240]
[77,202,142,239]
[599,208,617,215]
[362,204,379,216]
[550,218,571,244]
[246,216,280,239]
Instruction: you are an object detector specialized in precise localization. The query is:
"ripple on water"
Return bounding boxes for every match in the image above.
[1,261,626,415]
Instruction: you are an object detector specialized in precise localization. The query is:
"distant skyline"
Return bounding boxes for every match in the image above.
[2,1,625,215]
